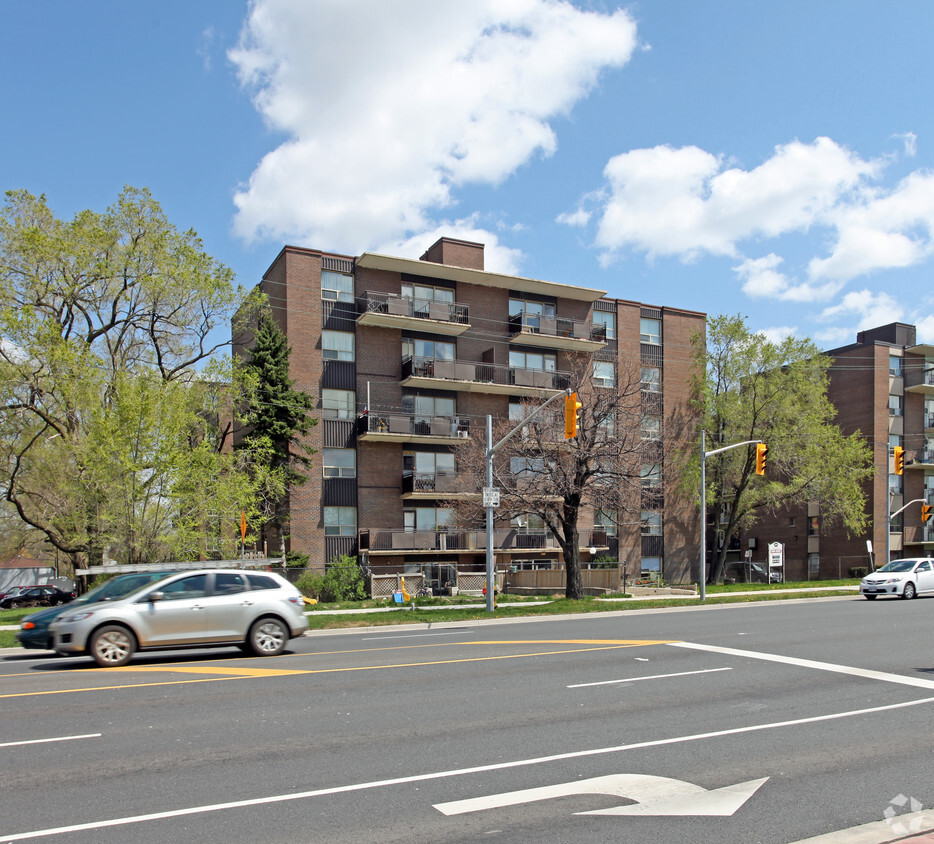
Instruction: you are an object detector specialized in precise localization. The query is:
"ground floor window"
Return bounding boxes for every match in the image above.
[807,553,819,578]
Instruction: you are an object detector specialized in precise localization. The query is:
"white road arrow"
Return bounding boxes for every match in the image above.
[434,773,768,817]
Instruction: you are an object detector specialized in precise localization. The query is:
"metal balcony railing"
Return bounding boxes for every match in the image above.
[357,412,469,439]
[359,528,608,553]
[402,471,463,495]
[360,292,469,325]
[402,355,570,391]
[508,312,606,343]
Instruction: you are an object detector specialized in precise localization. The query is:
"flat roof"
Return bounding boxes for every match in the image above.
[356,251,607,302]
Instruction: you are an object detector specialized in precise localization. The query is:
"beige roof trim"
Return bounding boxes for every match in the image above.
[356,252,607,302]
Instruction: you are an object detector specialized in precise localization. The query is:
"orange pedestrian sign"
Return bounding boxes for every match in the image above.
[240,510,247,541]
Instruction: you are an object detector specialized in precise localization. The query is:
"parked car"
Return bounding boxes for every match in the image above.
[16,572,178,650]
[0,586,74,610]
[50,569,309,667]
[860,558,934,600]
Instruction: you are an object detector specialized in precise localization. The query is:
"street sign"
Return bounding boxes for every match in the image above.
[768,541,783,569]
[482,487,500,508]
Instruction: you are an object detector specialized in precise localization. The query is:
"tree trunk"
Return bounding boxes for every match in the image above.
[563,524,583,600]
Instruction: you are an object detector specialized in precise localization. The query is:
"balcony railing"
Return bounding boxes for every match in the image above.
[402,355,570,392]
[360,292,469,325]
[925,413,934,429]
[508,313,606,344]
[357,412,469,440]
[905,370,934,392]
[359,528,608,553]
[402,471,468,495]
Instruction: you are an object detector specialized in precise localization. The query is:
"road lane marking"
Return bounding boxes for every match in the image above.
[0,640,668,699]
[4,694,934,841]
[0,733,100,748]
[361,631,472,640]
[568,667,732,688]
[670,642,934,689]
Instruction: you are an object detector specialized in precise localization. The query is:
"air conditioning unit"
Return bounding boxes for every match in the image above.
[458,430,469,438]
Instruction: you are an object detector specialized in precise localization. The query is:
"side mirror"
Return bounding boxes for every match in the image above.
[148,591,164,603]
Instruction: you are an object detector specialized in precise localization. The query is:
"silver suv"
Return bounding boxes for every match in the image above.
[50,569,308,667]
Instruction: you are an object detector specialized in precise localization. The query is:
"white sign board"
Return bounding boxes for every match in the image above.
[482,487,501,508]
[768,542,784,569]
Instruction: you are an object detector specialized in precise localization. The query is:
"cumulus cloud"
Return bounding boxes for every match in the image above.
[757,325,798,344]
[229,0,638,253]
[818,289,903,330]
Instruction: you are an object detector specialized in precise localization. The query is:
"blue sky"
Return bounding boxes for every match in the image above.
[3,0,934,348]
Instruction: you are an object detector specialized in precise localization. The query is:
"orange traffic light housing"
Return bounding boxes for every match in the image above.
[755,443,768,475]
[922,503,932,523]
[564,391,582,439]
[894,446,905,475]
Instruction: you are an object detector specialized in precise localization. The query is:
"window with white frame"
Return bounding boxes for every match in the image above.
[322,389,355,419]
[403,393,455,422]
[889,354,902,376]
[640,318,662,344]
[889,395,903,416]
[593,360,615,388]
[323,448,356,478]
[509,349,556,371]
[404,507,455,531]
[402,336,454,362]
[321,271,354,303]
[324,506,356,536]
[322,330,355,361]
[593,310,616,340]
[641,510,662,535]
[404,450,455,477]
[402,282,455,304]
[641,463,661,487]
[641,414,660,439]
[510,298,556,331]
[594,509,617,536]
[641,366,661,392]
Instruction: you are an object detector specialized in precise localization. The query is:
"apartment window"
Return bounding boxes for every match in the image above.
[403,337,455,361]
[402,283,455,304]
[322,330,355,361]
[640,318,662,345]
[889,395,903,416]
[641,557,661,574]
[510,298,556,331]
[594,509,617,536]
[598,412,616,438]
[323,448,356,478]
[641,414,660,440]
[593,361,616,388]
[321,270,354,303]
[511,456,545,477]
[322,389,355,419]
[889,473,903,495]
[509,349,556,371]
[403,394,456,422]
[404,451,455,476]
[641,366,661,392]
[512,513,545,531]
[889,354,902,376]
[324,506,356,536]
[641,463,661,487]
[807,515,819,536]
[593,311,616,340]
[641,510,662,535]
[404,507,454,531]
[890,434,903,451]
[808,553,820,577]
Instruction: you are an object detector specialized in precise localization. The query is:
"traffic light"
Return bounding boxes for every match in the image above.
[922,503,932,523]
[894,446,905,475]
[564,391,582,439]
[755,442,768,475]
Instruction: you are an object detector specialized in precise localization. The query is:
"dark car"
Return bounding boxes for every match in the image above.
[16,573,178,650]
[0,586,74,610]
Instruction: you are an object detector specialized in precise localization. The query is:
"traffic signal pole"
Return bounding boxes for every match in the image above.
[699,433,762,602]
[484,388,573,612]
[886,497,929,567]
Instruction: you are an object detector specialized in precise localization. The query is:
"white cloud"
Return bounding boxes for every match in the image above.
[229,0,639,252]
[914,314,934,345]
[733,254,789,298]
[819,289,903,329]
[894,132,917,157]
[585,138,877,263]
[556,207,592,227]
[757,325,798,345]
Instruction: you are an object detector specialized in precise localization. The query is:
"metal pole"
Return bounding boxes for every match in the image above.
[485,415,495,612]
[700,429,706,602]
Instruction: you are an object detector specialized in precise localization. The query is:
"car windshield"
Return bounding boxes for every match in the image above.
[876,560,919,573]
[73,572,177,605]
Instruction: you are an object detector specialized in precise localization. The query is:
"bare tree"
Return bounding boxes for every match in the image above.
[454,357,647,599]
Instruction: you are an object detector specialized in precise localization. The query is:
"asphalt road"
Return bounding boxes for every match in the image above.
[3,595,934,843]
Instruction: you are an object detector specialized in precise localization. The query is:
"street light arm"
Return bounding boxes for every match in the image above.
[704,439,762,459]
[487,388,571,458]
[890,498,928,519]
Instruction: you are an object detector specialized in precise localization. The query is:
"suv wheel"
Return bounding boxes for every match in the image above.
[247,617,288,657]
[90,625,137,667]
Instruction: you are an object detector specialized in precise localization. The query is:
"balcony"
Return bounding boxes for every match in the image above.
[357,412,470,445]
[905,369,934,395]
[401,355,570,397]
[903,525,934,546]
[906,449,934,469]
[925,413,934,433]
[357,292,469,336]
[401,471,477,499]
[360,528,609,554]
[508,313,606,351]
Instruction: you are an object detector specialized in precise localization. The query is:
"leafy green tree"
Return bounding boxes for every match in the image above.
[0,187,267,568]
[692,314,873,583]
[239,313,316,552]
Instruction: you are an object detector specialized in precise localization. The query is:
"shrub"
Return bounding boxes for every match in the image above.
[294,571,325,600]
[320,555,367,602]
[285,551,309,568]
[848,567,868,578]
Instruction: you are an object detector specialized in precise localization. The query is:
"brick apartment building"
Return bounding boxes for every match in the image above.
[742,322,934,579]
[235,237,704,587]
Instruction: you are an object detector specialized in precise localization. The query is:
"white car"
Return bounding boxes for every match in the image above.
[860,558,934,600]
[50,569,308,666]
